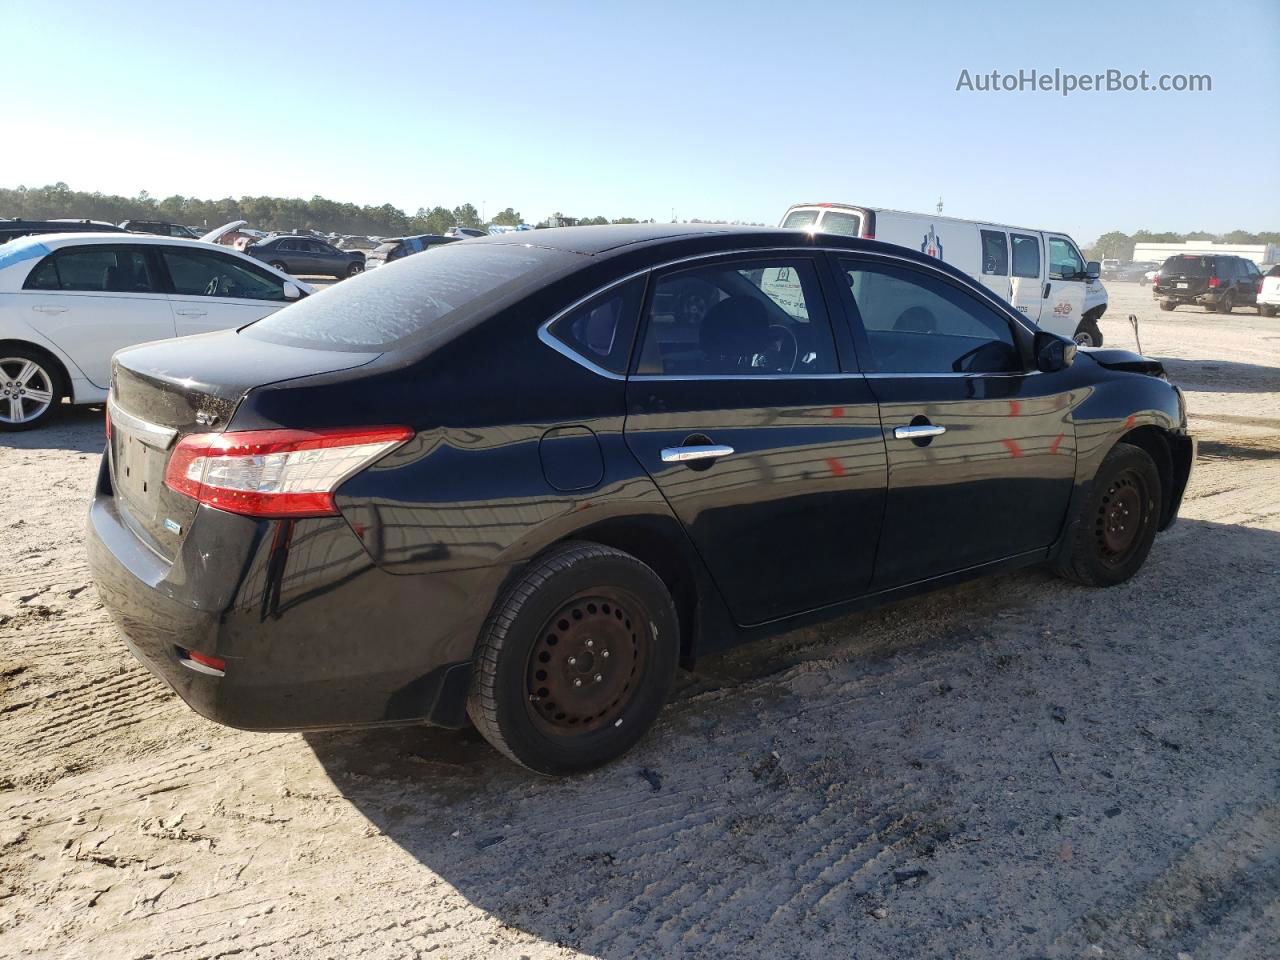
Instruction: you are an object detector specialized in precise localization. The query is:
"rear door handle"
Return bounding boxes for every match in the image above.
[32,305,69,314]
[661,444,734,463]
[1043,282,1052,298]
[175,308,208,317]
[893,425,946,440]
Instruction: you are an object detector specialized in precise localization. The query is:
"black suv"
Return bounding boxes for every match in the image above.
[245,235,365,279]
[119,220,200,239]
[1153,254,1261,313]
[0,218,125,244]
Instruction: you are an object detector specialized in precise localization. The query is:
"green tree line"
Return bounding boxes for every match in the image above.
[1086,229,1280,262]
[0,183,668,237]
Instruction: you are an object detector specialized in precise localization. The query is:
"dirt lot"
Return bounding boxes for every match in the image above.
[2,283,1278,960]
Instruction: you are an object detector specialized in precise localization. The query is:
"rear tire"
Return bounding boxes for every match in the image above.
[0,348,64,432]
[346,262,364,278]
[1262,304,1277,318]
[1159,301,1176,311]
[1053,442,1162,588]
[467,543,679,775]
[1217,293,1233,314]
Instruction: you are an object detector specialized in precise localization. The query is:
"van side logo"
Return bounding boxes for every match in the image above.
[921,226,944,260]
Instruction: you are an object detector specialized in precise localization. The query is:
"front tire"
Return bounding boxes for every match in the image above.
[0,349,63,431]
[1262,304,1277,318]
[467,543,679,775]
[1053,442,1162,588]
[269,261,290,275]
[1073,320,1103,347]
[346,262,364,278]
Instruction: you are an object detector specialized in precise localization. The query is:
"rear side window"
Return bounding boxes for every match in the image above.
[980,230,1008,275]
[1010,234,1040,278]
[162,248,287,301]
[840,259,1019,374]
[243,242,581,351]
[24,247,157,293]
[636,258,838,376]
[545,277,645,375]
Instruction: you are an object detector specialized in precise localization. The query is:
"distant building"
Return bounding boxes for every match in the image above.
[1133,240,1280,266]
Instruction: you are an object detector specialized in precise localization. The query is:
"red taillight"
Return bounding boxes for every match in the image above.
[1208,276,1220,288]
[164,426,412,518]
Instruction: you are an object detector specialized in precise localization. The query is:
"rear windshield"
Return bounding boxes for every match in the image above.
[818,211,862,237]
[242,242,581,352]
[1162,255,1213,276]
[781,210,819,229]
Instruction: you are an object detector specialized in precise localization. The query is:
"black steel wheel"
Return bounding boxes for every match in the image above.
[1053,442,1162,587]
[467,543,678,775]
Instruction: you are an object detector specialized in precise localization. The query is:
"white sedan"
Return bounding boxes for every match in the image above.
[0,232,311,430]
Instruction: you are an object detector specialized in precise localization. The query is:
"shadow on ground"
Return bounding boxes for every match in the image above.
[1161,357,1280,394]
[0,403,103,454]
[306,519,1280,958]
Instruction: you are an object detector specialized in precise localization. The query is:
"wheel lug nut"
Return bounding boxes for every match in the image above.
[568,657,577,666]
[573,678,583,687]
[594,674,603,683]
[602,650,610,658]
[586,639,594,648]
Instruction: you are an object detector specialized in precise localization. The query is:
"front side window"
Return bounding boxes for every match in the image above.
[545,277,645,375]
[24,246,157,293]
[162,248,287,301]
[636,258,837,376]
[981,230,1008,276]
[1010,234,1041,279]
[840,259,1020,374]
[1048,237,1085,281]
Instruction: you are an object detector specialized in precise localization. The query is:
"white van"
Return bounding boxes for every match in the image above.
[779,203,1109,346]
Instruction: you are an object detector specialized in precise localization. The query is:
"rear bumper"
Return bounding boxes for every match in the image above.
[86,456,498,732]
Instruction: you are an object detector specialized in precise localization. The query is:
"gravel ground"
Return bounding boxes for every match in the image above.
[1,283,1278,960]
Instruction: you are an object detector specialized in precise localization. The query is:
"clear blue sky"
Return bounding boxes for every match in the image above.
[4,0,1278,242]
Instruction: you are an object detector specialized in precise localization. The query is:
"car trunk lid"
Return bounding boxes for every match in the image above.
[107,331,379,561]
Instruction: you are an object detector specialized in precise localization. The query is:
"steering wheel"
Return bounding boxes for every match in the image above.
[767,324,800,372]
[952,340,1012,373]
[205,277,221,296]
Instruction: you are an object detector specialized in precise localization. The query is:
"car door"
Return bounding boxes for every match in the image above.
[1008,232,1045,323]
[1044,235,1088,338]
[831,253,1076,588]
[623,253,888,625]
[158,245,293,335]
[19,244,175,389]
[978,228,1011,301]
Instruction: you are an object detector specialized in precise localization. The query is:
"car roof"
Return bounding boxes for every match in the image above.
[468,223,791,256]
[1,231,230,251]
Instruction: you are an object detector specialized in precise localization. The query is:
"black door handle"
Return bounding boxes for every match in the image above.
[1043,282,1052,298]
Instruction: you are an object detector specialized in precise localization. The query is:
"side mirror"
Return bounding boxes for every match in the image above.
[283,281,303,301]
[1085,260,1101,280]
[1035,331,1077,372]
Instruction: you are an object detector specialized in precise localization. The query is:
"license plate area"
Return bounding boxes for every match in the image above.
[114,429,169,521]
[1177,282,1189,289]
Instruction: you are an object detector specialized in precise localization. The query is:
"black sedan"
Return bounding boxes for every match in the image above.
[87,225,1194,774]
[245,234,365,279]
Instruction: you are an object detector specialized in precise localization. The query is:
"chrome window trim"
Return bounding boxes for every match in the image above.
[536,244,1037,380]
[107,395,177,449]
